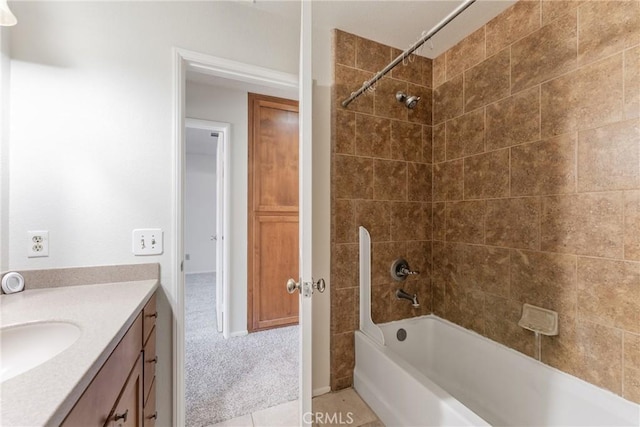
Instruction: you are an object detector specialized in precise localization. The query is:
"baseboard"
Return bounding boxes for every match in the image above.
[313,386,331,397]
[185,270,216,275]
[229,330,248,338]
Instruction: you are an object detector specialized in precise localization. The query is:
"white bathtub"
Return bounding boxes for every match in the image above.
[354,315,640,427]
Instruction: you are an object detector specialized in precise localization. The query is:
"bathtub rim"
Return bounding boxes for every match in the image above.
[361,314,640,426]
[354,320,491,426]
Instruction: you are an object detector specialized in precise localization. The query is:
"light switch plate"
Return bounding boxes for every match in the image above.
[132,229,163,256]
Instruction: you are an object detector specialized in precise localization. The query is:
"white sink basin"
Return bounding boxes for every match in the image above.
[1,321,81,382]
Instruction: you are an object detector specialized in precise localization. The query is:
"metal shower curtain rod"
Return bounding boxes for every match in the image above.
[341,0,476,108]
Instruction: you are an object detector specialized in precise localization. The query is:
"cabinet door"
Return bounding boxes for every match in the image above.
[107,355,143,427]
[143,378,157,427]
[142,293,157,346]
[62,315,143,427]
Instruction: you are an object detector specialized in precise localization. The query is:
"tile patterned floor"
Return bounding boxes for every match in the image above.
[209,389,384,427]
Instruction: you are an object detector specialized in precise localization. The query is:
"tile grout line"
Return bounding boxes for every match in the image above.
[622,47,627,119]
[509,43,513,96]
[538,84,542,145]
[621,331,626,398]
[539,0,542,28]
[538,196,542,253]
[576,2,580,70]
[574,130,579,194]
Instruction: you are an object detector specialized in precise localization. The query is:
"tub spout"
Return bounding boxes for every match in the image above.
[396,289,419,308]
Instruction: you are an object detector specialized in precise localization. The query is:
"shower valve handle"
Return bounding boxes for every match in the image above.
[399,266,420,276]
[391,258,420,281]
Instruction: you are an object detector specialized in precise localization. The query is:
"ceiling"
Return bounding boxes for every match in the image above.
[247,0,517,58]
[187,1,516,92]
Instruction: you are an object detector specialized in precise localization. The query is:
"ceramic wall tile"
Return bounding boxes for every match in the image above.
[464,49,510,112]
[540,193,624,258]
[446,27,486,79]
[464,149,510,199]
[486,0,541,56]
[511,134,576,196]
[577,257,640,333]
[486,86,540,150]
[578,1,640,66]
[577,118,640,192]
[511,14,578,93]
[446,109,485,160]
[485,198,540,250]
[541,54,623,138]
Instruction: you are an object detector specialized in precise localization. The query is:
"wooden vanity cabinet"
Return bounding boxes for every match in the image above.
[107,355,143,427]
[142,294,158,426]
[62,292,157,427]
[143,377,157,427]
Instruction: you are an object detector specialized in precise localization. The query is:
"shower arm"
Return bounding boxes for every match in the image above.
[341,0,476,108]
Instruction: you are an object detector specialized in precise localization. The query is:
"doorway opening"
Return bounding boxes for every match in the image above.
[184,119,230,339]
[176,49,303,426]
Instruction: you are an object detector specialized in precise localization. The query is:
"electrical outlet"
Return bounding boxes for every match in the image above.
[132,229,163,256]
[27,231,49,258]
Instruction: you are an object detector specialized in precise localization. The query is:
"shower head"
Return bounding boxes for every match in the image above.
[405,95,421,109]
[395,91,421,109]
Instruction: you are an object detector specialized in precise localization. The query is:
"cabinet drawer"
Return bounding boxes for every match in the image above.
[143,378,157,427]
[62,314,143,427]
[143,326,157,403]
[142,293,157,347]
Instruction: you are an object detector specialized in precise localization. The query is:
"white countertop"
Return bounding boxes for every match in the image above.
[0,280,158,426]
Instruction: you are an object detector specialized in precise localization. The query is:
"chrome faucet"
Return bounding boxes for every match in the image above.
[396,289,420,308]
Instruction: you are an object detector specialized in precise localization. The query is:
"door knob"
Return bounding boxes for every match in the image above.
[287,278,326,294]
[286,278,300,294]
[314,278,326,293]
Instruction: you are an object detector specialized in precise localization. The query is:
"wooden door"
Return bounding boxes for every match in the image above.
[248,93,299,332]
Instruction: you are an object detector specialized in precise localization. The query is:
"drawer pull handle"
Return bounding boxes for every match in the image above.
[147,411,158,420]
[146,312,158,319]
[113,409,128,422]
[147,356,158,364]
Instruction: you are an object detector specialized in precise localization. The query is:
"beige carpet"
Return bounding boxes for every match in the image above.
[185,273,298,426]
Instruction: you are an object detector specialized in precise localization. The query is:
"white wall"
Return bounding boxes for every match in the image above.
[185,81,251,336]
[1,27,10,272]
[185,152,217,274]
[6,2,301,424]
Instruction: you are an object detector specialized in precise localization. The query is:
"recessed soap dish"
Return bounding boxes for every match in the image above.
[518,303,558,336]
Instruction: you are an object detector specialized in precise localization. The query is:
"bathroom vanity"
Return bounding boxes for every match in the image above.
[0,265,159,426]
[63,293,158,427]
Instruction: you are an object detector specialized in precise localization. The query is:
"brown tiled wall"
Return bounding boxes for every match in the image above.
[330,30,433,390]
[331,0,640,404]
[431,0,640,404]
